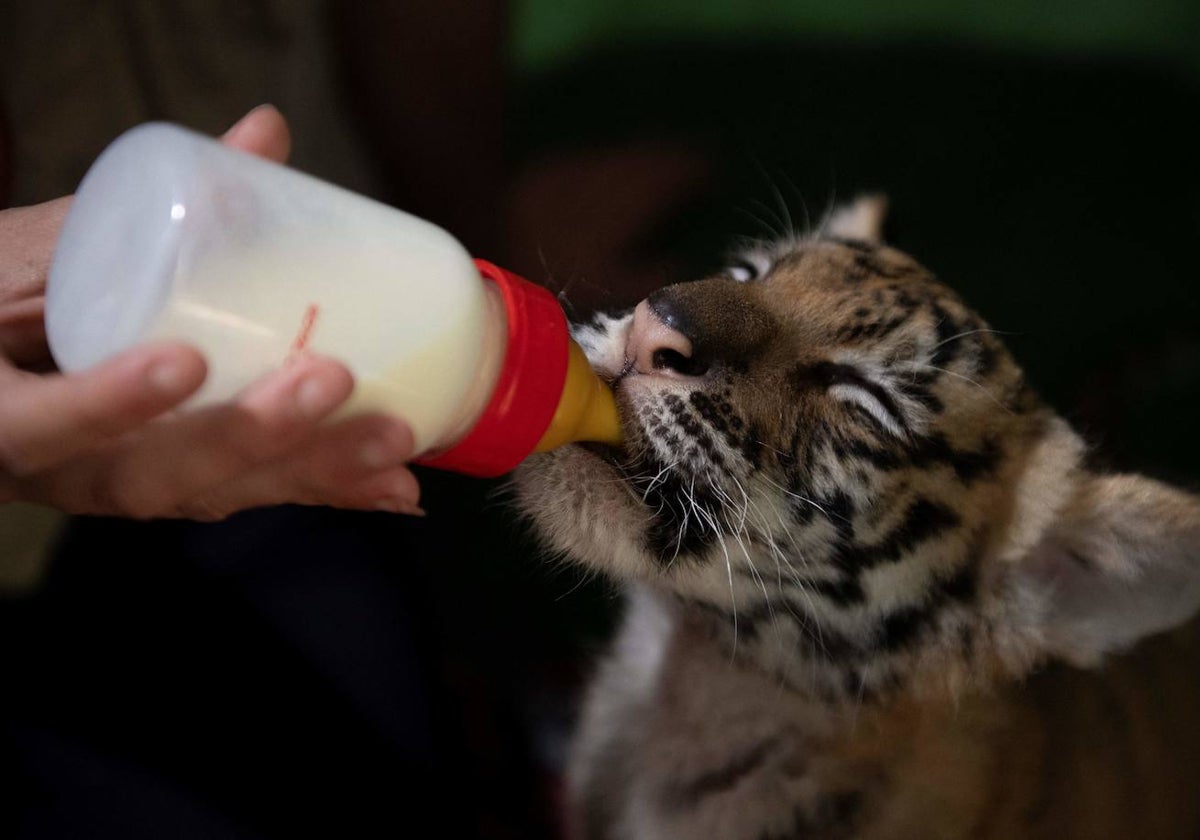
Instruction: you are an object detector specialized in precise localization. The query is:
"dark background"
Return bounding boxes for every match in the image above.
[1,2,1198,837]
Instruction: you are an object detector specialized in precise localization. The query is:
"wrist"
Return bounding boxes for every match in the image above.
[0,197,71,306]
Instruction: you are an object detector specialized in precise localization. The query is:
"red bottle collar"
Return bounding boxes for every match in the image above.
[416,260,569,477]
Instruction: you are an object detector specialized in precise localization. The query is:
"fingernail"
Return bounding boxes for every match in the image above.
[359,439,391,468]
[148,358,193,396]
[375,498,426,517]
[295,376,341,419]
[358,425,413,468]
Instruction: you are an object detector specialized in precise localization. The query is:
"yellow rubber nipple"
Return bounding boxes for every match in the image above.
[534,340,623,452]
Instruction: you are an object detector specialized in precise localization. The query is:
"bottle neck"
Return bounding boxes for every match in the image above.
[416,259,624,477]
[414,259,573,477]
[432,281,508,451]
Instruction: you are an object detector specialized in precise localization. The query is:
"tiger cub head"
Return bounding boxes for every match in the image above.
[515,196,1200,702]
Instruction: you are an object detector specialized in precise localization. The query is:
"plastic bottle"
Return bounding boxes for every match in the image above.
[45,122,621,477]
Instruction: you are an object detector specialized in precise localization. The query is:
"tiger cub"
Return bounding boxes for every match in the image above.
[515,197,1200,840]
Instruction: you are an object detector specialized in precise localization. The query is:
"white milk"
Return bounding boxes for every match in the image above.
[147,238,505,453]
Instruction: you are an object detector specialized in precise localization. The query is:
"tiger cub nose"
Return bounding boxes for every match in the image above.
[626,298,709,378]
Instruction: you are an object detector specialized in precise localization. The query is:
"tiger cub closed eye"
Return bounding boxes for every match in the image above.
[515,196,1200,840]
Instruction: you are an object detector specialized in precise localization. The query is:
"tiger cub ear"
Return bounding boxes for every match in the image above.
[825,194,888,243]
[1012,472,1200,667]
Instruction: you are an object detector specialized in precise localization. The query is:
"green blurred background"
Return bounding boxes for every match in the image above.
[513,0,1200,80]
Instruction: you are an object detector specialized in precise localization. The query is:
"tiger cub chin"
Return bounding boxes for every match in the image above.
[515,197,1200,840]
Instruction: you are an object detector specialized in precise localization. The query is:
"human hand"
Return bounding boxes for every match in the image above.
[0,106,423,519]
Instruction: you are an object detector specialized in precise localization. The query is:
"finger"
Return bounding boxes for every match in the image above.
[183,467,423,521]
[221,104,291,163]
[178,414,420,519]
[0,342,206,475]
[0,296,51,369]
[69,355,354,518]
[340,467,425,516]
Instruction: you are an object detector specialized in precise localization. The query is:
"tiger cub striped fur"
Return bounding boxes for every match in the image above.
[515,197,1200,840]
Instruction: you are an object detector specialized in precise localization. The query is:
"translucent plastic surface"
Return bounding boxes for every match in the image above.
[47,123,503,453]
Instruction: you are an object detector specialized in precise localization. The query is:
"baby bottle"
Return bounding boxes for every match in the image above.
[45,123,621,477]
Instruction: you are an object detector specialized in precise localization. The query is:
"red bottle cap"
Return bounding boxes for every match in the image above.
[416,259,569,477]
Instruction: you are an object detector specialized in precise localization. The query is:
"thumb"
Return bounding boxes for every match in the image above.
[0,342,205,475]
[222,104,291,163]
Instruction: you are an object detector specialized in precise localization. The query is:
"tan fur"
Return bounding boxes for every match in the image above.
[517,203,1200,839]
